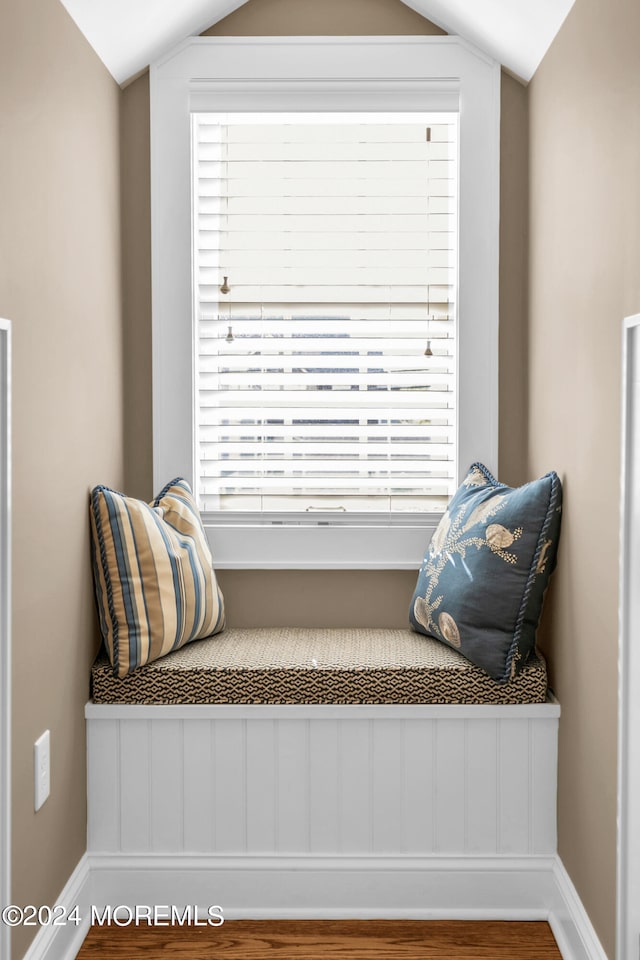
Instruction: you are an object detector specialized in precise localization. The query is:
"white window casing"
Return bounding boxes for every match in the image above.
[150,37,500,569]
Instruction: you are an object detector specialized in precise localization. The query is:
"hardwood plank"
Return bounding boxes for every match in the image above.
[76,919,563,959]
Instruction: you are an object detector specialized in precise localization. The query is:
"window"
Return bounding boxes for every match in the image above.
[151,38,500,568]
[192,112,457,517]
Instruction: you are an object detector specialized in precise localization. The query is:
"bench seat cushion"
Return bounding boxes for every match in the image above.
[91,627,547,705]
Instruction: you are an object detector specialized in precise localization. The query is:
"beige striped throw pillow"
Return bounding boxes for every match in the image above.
[89,478,225,677]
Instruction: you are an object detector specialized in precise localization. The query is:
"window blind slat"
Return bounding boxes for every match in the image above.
[199,425,452,442]
[200,476,453,492]
[206,440,452,455]
[200,313,453,330]
[199,196,454,215]
[199,231,453,249]
[199,284,454,303]
[197,399,454,413]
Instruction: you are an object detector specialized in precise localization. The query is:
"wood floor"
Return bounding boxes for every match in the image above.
[76,919,563,959]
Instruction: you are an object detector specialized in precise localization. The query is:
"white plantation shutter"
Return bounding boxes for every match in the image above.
[192,112,457,515]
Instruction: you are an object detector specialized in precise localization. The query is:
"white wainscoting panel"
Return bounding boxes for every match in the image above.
[86,703,559,859]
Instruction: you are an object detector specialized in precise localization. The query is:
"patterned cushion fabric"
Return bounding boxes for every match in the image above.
[409,463,562,683]
[90,478,225,677]
[91,627,548,705]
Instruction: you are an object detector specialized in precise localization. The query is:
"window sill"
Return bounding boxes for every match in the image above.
[204,513,438,569]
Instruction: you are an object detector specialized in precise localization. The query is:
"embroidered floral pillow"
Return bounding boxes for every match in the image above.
[409,463,562,683]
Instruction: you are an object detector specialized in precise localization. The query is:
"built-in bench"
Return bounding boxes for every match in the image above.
[85,627,559,921]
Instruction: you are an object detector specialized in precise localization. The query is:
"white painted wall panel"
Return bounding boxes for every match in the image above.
[86,704,559,861]
[465,719,498,854]
[277,720,310,854]
[246,720,277,853]
[402,719,436,854]
[434,719,466,853]
[150,720,184,851]
[119,719,151,853]
[212,719,246,853]
[338,720,371,853]
[308,720,340,853]
[498,719,531,854]
[372,721,404,854]
[183,718,214,852]
[531,719,558,855]
[87,719,120,853]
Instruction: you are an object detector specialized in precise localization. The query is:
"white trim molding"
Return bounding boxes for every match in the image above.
[88,852,557,919]
[0,319,11,960]
[85,853,605,960]
[617,312,640,960]
[149,36,501,568]
[22,852,606,960]
[21,856,92,960]
[549,859,609,960]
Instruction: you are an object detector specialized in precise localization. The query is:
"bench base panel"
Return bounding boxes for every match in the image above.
[86,703,559,858]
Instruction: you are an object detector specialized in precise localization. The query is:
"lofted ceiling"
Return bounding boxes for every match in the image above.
[58,0,576,87]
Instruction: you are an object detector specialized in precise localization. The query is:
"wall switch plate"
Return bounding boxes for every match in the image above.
[34,730,50,811]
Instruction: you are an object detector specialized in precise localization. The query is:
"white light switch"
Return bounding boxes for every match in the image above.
[34,730,50,811]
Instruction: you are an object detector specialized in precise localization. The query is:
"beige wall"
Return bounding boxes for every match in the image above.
[203,0,444,35]
[528,0,640,954]
[121,75,153,500]
[122,0,529,627]
[0,0,124,956]
[499,75,529,487]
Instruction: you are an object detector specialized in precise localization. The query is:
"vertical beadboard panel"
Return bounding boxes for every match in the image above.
[402,719,436,854]
[434,719,466,853]
[498,718,531,853]
[87,708,559,860]
[246,719,277,852]
[372,720,404,853]
[87,719,120,851]
[465,718,498,854]
[149,720,184,851]
[212,719,246,853]
[308,720,340,852]
[530,717,558,854]
[276,719,309,853]
[183,719,214,852]
[119,719,151,852]
[339,719,373,853]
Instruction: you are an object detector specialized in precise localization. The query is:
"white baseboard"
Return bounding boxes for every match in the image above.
[548,859,609,960]
[23,853,608,960]
[20,855,92,960]
[89,853,557,919]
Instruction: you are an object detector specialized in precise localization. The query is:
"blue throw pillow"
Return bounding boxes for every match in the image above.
[409,463,562,682]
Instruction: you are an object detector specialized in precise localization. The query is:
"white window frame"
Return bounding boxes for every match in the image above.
[150,36,500,569]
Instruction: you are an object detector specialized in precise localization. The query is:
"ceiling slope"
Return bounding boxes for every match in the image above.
[401,0,576,81]
[59,0,250,86]
[59,0,576,87]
